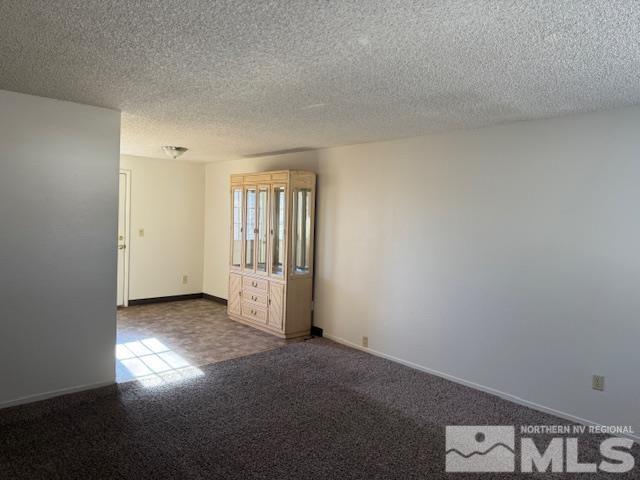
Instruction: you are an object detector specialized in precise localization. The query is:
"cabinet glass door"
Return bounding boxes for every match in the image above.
[231,187,243,269]
[271,185,286,276]
[292,188,312,274]
[256,186,268,273]
[244,187,256,270]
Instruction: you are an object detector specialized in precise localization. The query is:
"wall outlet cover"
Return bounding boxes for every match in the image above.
[592,374,605,391]
[362,336,368,348]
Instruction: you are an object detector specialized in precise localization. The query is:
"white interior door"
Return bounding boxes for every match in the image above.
[117,171,130,306]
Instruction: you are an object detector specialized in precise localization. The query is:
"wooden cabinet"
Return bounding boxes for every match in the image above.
[227,170,316,338]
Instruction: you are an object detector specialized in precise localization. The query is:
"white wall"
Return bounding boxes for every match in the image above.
[120,155,205,300]
[203,151,319,297]
[314,107,640,433]
[0,90,120,405]
[200,107,640,432]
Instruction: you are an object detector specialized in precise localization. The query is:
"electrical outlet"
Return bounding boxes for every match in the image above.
[592,374,605,391]
[182,275,188,284]
[362,336,368,348]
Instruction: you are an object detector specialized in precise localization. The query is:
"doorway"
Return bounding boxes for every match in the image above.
[117,169,131,307]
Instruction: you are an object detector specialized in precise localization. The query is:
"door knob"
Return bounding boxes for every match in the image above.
[118,245,126,250]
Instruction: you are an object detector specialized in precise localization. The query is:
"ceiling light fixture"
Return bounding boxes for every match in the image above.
[162,146,188,159]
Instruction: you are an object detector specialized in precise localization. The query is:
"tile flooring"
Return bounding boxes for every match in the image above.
[116,299,292,384]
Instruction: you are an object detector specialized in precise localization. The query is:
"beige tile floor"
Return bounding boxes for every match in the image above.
[116,299,292,383]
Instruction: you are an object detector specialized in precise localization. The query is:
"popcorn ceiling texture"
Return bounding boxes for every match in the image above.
[1,0,639,162]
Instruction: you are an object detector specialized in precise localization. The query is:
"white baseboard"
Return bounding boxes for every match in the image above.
[0,380,115,410]
[323,332,639,442]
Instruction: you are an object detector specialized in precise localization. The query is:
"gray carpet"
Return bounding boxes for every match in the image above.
[0,338,636,479]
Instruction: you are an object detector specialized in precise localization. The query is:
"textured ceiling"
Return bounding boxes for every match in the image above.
[1,1,639,162]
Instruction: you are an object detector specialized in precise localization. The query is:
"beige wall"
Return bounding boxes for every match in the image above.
[314,107,640,434]
[120,155,205,299]
[202,151,319,297]
[0,90,120,406]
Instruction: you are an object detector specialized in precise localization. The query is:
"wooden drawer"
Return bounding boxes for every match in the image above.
[243,290,267,306]
[242,302,267,324]
[243,276,268,292]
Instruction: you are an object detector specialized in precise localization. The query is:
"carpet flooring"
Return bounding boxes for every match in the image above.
[0,338,637,479]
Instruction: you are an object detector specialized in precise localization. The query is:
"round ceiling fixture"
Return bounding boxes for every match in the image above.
[162,146,188,159]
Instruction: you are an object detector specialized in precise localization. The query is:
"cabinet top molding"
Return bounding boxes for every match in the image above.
[231,170,316,186]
